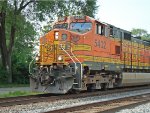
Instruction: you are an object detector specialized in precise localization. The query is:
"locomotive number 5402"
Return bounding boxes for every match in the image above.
[95,39,106,49]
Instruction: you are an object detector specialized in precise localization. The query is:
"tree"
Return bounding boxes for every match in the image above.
[0,0,36,83]
[131,28,150,41]
[11,16,36,84]
[81,0,98,17]
[0,0,98,83]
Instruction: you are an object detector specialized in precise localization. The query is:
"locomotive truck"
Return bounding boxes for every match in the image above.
[29,15,150,94]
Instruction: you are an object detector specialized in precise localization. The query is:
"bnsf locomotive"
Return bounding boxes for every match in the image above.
[30,15,150,94]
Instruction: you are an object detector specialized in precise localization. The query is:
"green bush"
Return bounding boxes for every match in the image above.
[12,63,29,84]
[0,65,29,84]
[0,67,8,84]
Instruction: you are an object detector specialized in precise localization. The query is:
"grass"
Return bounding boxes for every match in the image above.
[0,83,29,88]
[0,91,42,98]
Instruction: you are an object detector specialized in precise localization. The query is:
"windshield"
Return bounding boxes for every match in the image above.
[70,22,92,33]
[53,23,68,29]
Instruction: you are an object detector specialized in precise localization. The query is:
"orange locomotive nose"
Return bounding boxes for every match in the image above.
[39,29,75,65]
[39,30,55,65]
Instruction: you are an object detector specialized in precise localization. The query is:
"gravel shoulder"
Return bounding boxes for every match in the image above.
[116,102,150,113]
[0,87,31,94]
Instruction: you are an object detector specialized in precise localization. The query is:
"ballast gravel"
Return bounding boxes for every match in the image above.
[1,89,150,113]
[116,103,150,113]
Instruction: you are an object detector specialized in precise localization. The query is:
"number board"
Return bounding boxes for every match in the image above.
[70,15,85,21]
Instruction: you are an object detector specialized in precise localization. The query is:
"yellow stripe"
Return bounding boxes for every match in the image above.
[72,44,92,51]
[73,55,149,67]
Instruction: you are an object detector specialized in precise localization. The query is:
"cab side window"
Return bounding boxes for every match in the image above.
[96,24,102,35]
[110,26,113,36]
[96,23,105,35]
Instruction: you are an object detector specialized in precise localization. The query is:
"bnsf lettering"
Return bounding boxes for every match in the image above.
[95,39,106,49]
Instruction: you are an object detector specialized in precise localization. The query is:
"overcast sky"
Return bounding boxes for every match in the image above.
[96,0,150,33]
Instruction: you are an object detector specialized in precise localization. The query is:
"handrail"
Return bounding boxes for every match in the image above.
[70,47,83,79]
[70,47,81,64]
[29,53,38,75]
[60,44,77,74]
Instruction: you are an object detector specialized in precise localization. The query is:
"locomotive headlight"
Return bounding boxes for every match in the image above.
[37,53,40,57]
[55,32,59,40]
[35,56,39,61]
[58,55,63,61]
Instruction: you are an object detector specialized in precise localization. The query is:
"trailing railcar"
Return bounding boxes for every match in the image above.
[29,15,150,94]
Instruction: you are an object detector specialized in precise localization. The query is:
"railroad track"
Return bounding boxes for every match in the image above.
[0,93,57,107]
[44,92,150,113]
[0,85,150,108]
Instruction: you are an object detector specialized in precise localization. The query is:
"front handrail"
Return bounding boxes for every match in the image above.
[70,47,81,64]
[29,53,38,75]
[60,44,77,74]
[70,47,83,79]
